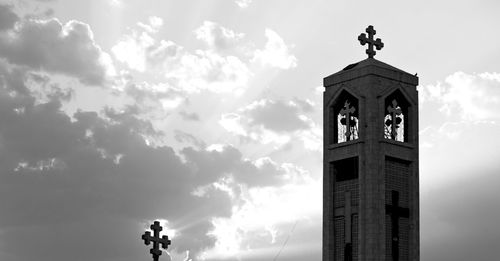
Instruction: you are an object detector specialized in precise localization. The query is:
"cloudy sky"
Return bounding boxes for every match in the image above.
[0,0,499,260]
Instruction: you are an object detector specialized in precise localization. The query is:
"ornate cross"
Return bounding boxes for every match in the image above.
[358,25,384,58]
[340,100,356,141]
[385,191,409,261]
[387,99,402,140]
[142,221,172,261]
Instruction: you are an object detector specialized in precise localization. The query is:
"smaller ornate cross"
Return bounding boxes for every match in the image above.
[142,221,172,261]
[358,25,384,58]
[387,99,402,140]
[340,100,356,141]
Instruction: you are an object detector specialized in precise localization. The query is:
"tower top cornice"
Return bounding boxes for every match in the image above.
[324,58,418,87]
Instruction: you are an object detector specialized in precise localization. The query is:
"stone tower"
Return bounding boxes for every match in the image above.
[322,26,419,261]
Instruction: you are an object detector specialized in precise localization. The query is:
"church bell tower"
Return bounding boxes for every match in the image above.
[323,26,419,261]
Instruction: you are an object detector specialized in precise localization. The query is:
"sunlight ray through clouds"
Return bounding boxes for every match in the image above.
[1,1,500,261]
[203,178,321,260]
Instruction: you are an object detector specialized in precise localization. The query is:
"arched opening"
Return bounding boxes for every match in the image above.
[330,90,359,144]
[384,90,409,142]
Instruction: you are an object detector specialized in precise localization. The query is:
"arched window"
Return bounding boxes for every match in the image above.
[330,91,359,144]
[384,91,409,142]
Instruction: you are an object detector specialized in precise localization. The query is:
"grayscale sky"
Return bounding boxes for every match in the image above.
[0,0,499,260]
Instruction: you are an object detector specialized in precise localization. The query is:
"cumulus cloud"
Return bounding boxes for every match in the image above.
[234,0,252,8]
[195,21,244,51]
[174,130,205,148]
[0,17,115,85]
[252,29,297,69]
[202,169,320,260]
[0,4,19,31]
[124,81,186,111]
[219,98,321,150]
[164,49,251,94]
[138,15,163,33]
[0,62,308,261]
[419,71,500,188]
[182,145,291,188]
[178,110,200,121]
[111,16,177,72]
[0,11,314,259]
[112,20,298,98]
[246,99,312,132]
[112,18,251,94]
[420,71,500,121]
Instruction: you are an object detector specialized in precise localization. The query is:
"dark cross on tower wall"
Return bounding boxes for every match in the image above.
[343,191,354,261]
[340,100,356,141]
[385,191,409,261]
[387,99,403,140]
[142,221,172,261]
[358,25,384,58]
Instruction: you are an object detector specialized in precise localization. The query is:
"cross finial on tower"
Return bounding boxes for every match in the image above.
[358,25,384,58]
[142,221,172,261]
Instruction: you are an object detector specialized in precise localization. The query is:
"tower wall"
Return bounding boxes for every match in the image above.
[323,59,419,261]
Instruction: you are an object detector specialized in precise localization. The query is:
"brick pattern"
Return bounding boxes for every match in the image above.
[385,215,410,261]
[333,213,359,261]
[385,215,391,261]
[334,179,359,208]
[334,216,345,260]
[353,214,359,261]
[385,158,410,261]
[385,159,409,208]
[400,218,410,260]
[333,176,359,260]
[329,106,335,144]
